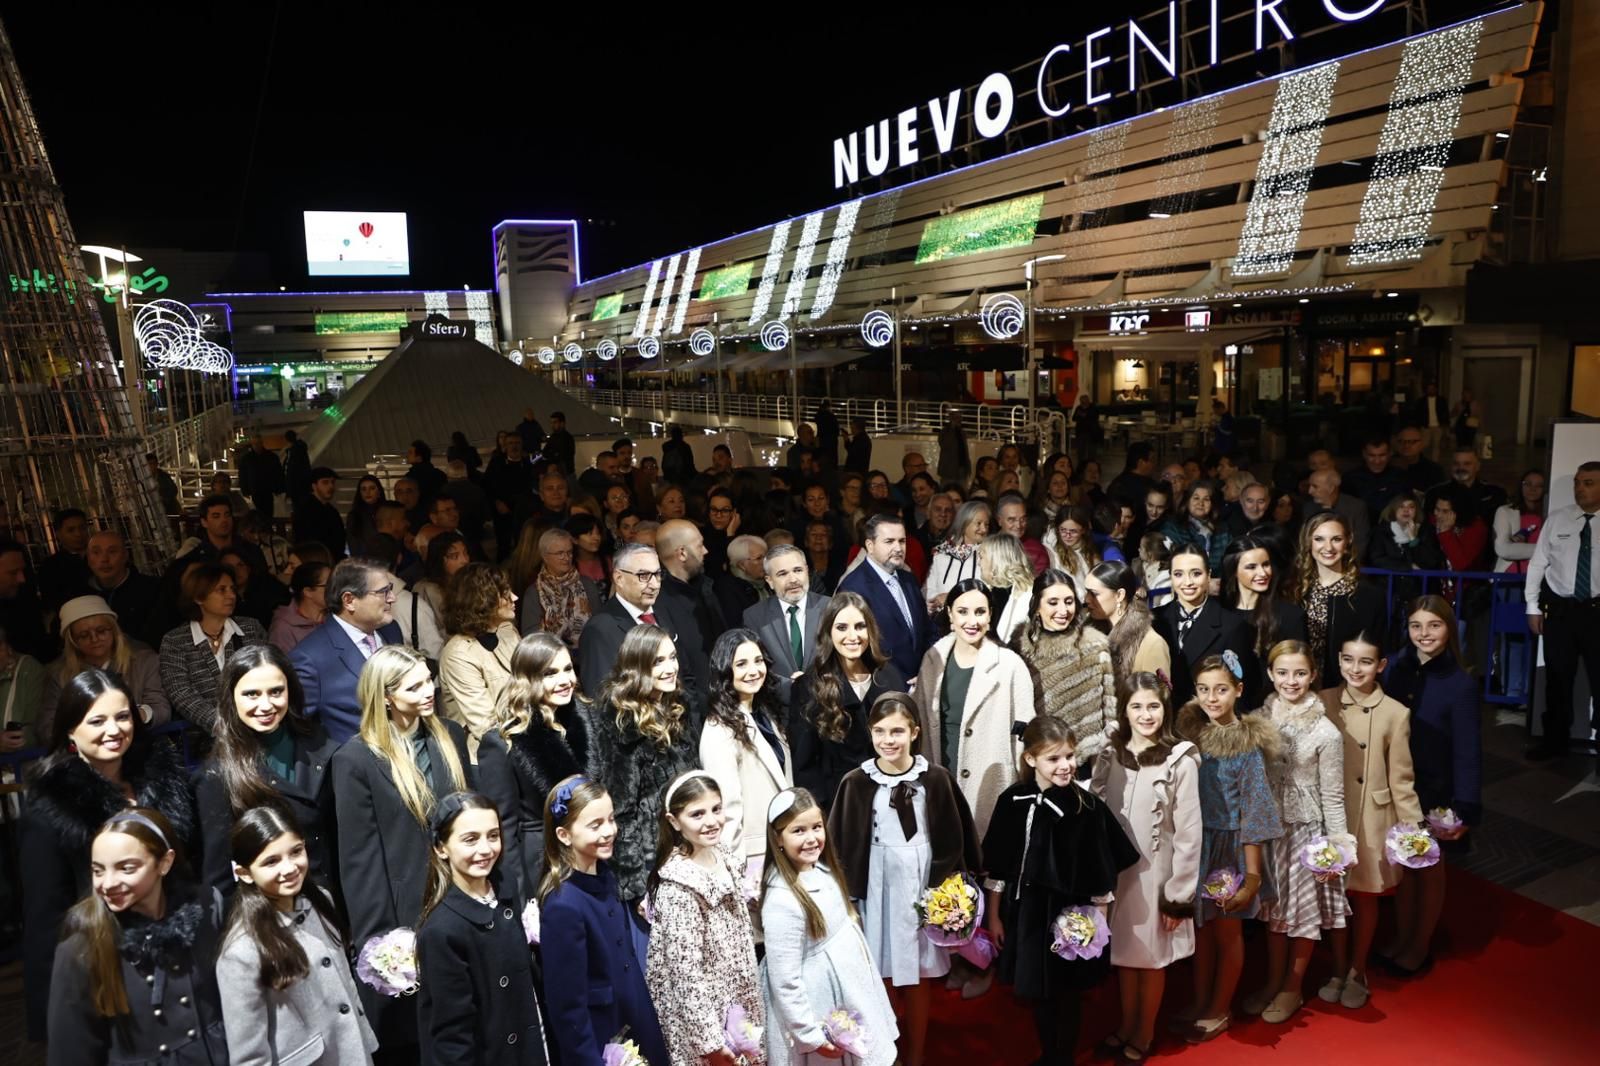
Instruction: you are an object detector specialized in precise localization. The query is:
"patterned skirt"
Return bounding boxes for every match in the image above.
[1259,822,1351,939]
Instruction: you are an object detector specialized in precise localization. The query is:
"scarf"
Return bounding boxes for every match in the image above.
[537,567,592,648]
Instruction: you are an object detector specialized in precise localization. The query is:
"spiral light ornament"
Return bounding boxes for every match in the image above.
[597,339,618,361]
[860,310,895,348]
[689,328,715,357]
[562,343,583,363]
[536,346,557,365]
[980,294,1025,340]
[132,298,234,372]
[760,320,791,352]
[509,349,525,366]
[638,336,660,359]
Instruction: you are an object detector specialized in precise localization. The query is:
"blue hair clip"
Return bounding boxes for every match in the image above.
[1222,649,1244,681]
[551,776,588,819]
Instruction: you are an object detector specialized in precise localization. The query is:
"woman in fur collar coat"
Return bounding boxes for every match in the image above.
[1012,568,1117,769]
[21,669,197,1041]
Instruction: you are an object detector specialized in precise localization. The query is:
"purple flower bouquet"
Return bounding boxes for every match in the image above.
[915,873,983,948]
[521,899,541,945]
[1425,807,1464,834]
[724,1003,763,1062]
[602,1038,646,1066]
[1384,823,1441,869]
[823,1007,870,1057]
[955,927,998,969]
[1299,834,1357,876]
[356,927,419,997]
[1200,867,1241,904]
[1050,906,1110,961]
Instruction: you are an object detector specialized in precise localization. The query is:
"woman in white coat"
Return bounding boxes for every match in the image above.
[701,629,795,876]
[913,578,1036,838]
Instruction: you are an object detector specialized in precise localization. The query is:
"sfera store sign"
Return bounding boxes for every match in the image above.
[833,1,1398,189]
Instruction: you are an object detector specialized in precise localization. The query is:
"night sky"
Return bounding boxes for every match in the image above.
[5,3,1513,289]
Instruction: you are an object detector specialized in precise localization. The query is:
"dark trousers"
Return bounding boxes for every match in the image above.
[1031,989,1083,1066]
[1540,597,1600,742]
[251,492,275,520]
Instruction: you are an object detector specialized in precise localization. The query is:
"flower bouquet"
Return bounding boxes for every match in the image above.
[1050,905,1110,961]
[823,1007,870,1057]
[1384,823,1441,869]
[724,1003,763,1064]
[1200,867,1241,905]
[1425,807,1464,835]
[603,1032,647,1066]
[915,873,981,945]
[356,928,419,997]
[522,899,541,945]
[1299,834,1357,877]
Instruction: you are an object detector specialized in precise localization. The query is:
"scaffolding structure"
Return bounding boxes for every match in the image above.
[0,17,172,572]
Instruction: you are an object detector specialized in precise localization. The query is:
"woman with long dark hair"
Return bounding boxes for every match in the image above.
[195,643,340,898]
[1011,568,1116,771]
[1082,560,1170,696]
[269,561,330,654]
[346,475,387,555]
[217,806,376,1065]
[1494,469,1547,575]
[701,627,794,876]
[1221,535,1307,660]
[46,809,228,1064]
[21,670,196,1041]
[790,591,906,811]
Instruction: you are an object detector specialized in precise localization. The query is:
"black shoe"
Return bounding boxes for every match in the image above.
[1525,741,1567,762]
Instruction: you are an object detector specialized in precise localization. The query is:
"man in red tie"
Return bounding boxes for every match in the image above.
[578,542,698,697]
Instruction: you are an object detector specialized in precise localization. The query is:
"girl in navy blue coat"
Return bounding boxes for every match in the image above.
[1380,595,1478,977]
[539,775,669,1066]
[418,791,549,1065]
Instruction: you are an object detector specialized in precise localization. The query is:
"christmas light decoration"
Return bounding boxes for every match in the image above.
[669,247,701,335]
[760,320,791,351]
[808,199,861,319]
[509,349,524,366]
[466,289,495,349]
[689,328,715,356]
[1348,20,1482,266]
[747,220,792,324]
[861,310,894,348]
[424,291,451,317]
[133,299,234,372]
[562,343,583,363]
[915,193,1044,264]
[1146,94,1221,265]
[780,211,824,321]
[630,259,662,338]
[1069,122,1130,239]
[979,293,1025,340]
[638,335,660,359]
[650,253,681,336]
[536,346,557,365]
[1234,62,1341,276]
[597,339,618,361]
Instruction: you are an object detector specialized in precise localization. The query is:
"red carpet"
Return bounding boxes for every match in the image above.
[923,870,1599,1065]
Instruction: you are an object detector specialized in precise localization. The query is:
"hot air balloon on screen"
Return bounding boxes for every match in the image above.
[359,221,374,239]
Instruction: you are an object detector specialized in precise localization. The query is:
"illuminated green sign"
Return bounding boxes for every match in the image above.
[914,192,1044,264]
[591,293,623,321]
[314,311,409,334]
[699,263,754,301]
[9,269,79,304]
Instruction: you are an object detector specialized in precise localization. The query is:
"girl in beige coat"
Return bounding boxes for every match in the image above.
[913,579,1036,838]
[1318,630,1422,1010]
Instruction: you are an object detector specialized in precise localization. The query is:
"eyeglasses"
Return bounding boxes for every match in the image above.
[709,506,734,515]
[544,549,574,559]
[363,583,396,599]
[73,625,115,642]
[616,569,663,584]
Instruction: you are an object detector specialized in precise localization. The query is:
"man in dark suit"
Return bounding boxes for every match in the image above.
[577,543,702,698]
[86,530,163,646]
[291,468,347,560]
[655,519,723,686]
[1153,546,1263,709]
[835,514,931,681]
[714,534,770,631]
[291,557,402,743]
[745,543,829,704]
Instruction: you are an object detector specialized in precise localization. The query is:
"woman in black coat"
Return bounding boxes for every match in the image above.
[498,632,595,901]
[1366,490,1446,608]
[194,643,340,899]
[789,592,907,811]
[1220,534,1308,663]
[1152,545,1264,709]
[20,669,197,1042]
[1296,511,1389,682]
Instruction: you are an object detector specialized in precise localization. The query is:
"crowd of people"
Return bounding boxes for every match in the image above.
[0,399,1587,1066]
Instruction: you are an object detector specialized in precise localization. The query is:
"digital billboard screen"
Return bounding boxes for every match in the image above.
[304,211,410,277]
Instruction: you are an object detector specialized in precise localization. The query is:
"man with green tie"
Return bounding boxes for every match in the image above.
[1525,461,1600,760]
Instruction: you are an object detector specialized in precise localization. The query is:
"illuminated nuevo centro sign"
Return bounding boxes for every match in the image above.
[833,0,1399,189]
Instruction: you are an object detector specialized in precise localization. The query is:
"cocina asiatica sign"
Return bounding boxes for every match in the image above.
[832,0,1392,189]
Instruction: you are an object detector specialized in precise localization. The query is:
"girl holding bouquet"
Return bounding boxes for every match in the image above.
[1172,653,1282,1044]
[759,787,898,1066]
[417,791,549,1065]
[828,693,982,1066]
[1319,630,1423,1009]
[539,775,669,1066]
[1243,641,1350,1026]
[1090,671,1201,1062]
[981,718,1138,1066]
[1379,597,1478,977]
[646,772,765,1066]
[217,806,377,1066]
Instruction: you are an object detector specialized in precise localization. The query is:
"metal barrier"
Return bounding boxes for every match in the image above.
[1361,567,1531,706]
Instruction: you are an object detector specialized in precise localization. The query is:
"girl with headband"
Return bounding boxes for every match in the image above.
[539,775,668,1066]
[47,808,229,1064]
[417,791,549,1065]
[645,771,766,1066]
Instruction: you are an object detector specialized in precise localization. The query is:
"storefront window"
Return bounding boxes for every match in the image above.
[1572,345,1600,418]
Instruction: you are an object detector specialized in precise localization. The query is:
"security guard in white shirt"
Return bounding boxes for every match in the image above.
[1525,461,1600,759]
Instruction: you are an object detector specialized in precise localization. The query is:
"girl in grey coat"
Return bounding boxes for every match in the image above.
[217,807,377,1065]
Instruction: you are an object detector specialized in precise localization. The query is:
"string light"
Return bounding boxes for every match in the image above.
[980,293,1025,340]
[779,211,824,321]
[562,342,583,363]
[630,259,662,338]
[1146,94,1221,264]
[650,254,681,336]
[760,320,791,351]
[465,290,495,349]
[1234,62,1341,276]
[808,199,862,319]
[638,335,660,359]
[861,310,894,347]
[689,328,715,356]
[1348,19,1483,266]
[597,339,618,360]
[1069,122,1130,240]
[133,299,234,373]
[424,291,450,317]
[747,220,792,324]
[669,247,701,335]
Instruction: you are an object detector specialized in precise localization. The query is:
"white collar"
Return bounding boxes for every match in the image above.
[190,618,242,647]
[332,613,375,649]
[865,556,898,584]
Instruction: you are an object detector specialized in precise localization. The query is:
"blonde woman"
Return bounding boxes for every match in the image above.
[437,562,519,757]
[40,595,169,738]
[331,645,472,1055]
[926,500,990,612]
[978,533,1035,645]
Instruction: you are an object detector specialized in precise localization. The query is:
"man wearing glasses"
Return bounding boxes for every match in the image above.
[291,557,403,742]
[1392,424,1446,494]
[577,542,699,699]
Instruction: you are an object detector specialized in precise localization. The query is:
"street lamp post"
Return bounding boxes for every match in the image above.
[892,286,903,427]
[1023,254,1067,438]
[714,311,725,426]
